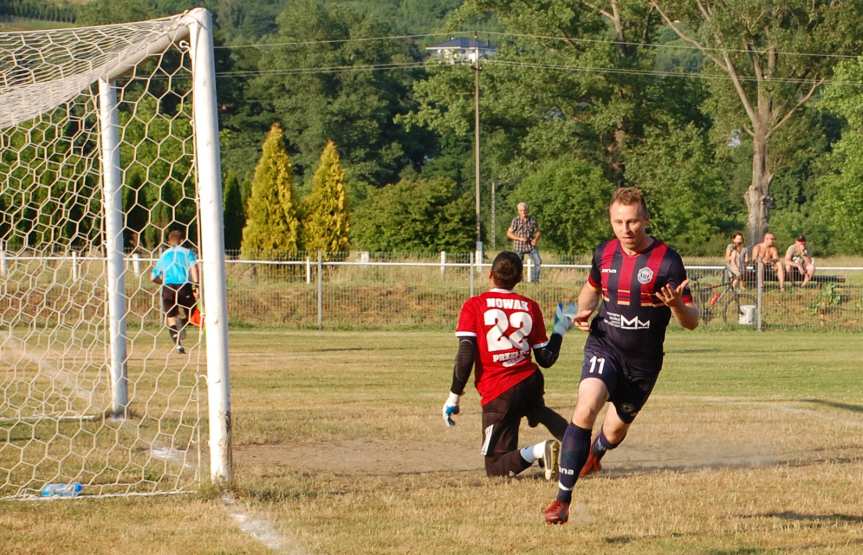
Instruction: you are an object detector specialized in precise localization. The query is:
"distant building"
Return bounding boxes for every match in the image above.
[425,38,496,64]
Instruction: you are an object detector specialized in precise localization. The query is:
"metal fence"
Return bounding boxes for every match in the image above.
[2,251,862,331]
[220,252,863,331]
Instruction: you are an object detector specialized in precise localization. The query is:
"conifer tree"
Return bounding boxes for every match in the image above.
[302,140,350,256]
[241,123,299,258]
[222,172,245,252]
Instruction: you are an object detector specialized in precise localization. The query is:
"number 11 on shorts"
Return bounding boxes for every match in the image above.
[589,355,605,375]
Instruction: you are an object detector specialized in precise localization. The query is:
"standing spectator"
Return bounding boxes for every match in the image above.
[724,232,747,289]
[785,235,816,287]
[751,232,786,292]
[506,202,542,282]
[151,229,199,354]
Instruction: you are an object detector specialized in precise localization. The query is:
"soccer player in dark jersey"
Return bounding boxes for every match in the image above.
[442,251,576,479]
[544,187,699,524]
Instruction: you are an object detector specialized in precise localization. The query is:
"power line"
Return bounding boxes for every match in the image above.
[483,58,863,87]
[214,32,453,50]
[483,30,862,61]
[202,58,863,88]
[211,28,863,61]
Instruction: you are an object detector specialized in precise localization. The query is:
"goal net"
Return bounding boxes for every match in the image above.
[0,9,231,498]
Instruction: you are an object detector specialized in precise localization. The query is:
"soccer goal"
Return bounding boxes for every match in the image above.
[0,9,231,498]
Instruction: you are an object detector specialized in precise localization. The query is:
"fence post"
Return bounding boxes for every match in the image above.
[525,255,533,283]
[440,251,446,276]
[305,256,311,285]
[469,252,475,298]
[71,251,79,282]
[132,253,141,277]
[0,247,6,277]
[316,250,323,329]
[756,261,764,331]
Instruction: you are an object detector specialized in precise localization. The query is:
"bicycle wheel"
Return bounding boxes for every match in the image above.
[721,291,757,324]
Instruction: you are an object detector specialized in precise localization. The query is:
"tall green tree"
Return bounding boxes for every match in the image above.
[625,124,733,254]
[241,123,300,258]
[509,158,615,255]
[243,0,431,186]
[652,0,863,243]
[302,141,350,255]
[810,57,863,254]
[402,0,708,187]
[352,177,474,252]
[222,172,245,252]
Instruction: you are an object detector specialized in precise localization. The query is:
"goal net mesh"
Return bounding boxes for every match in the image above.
[0,14,207,498]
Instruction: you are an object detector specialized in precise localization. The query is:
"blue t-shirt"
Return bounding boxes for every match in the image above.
[151,246,197,285]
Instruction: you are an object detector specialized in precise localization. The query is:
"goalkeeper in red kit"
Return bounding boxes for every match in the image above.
[442,251,576,479]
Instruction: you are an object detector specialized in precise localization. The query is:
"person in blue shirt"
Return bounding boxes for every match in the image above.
[151,229,199,353]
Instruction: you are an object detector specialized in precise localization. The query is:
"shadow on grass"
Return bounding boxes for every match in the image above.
[801,398,863,414]
[744,511,863,524]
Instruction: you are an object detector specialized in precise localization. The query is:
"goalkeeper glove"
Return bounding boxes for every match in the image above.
[442,392,461,427]
[552,302,577,336]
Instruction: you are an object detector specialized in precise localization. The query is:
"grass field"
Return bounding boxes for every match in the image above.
[0,329,861,554]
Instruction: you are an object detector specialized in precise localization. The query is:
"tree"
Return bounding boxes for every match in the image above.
[241,123,300,258]
[302,141,350,255]
[625,124,733,254]
[810,57,863,254]
[352,177,474,252]
[222,172,245,252]
[243,0,431,186]
[509,158,615,255]
[652,0,863,243]
[403,1,708,187]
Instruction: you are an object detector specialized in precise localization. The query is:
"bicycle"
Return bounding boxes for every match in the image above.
[689,270,757,325]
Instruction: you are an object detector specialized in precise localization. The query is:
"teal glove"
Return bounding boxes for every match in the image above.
[552,302,577,336]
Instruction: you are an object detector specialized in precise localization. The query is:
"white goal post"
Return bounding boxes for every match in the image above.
[0,8,231,497]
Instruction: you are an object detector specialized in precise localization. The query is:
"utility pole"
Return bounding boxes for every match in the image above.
[490,180,496,250]
[473,32,482,269]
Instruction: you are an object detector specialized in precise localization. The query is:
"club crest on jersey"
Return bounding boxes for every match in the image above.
[637,267,654,284]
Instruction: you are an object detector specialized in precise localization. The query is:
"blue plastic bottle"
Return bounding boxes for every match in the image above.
[40,482,83,497]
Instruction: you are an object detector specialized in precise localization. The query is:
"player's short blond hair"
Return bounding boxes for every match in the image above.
[609,187,649,218]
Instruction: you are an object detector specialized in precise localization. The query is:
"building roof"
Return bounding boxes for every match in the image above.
[426,37,495,50]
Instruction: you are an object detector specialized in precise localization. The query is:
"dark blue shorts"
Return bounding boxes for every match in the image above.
[579,344,661,423]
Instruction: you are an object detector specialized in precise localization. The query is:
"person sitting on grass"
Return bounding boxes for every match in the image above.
[724,232,747,290]
[785,235,815,287]
[751,232,786,292]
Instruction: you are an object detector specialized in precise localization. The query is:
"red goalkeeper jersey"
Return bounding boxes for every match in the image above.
[455,288,549,405]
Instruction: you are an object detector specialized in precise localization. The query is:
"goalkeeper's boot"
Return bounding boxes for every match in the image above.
[578,450,602,478]
[543,499,570,525]
[176,344,186,354]
[542,439,560,481]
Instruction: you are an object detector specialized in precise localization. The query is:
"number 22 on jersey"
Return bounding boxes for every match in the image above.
[484,309,533,356]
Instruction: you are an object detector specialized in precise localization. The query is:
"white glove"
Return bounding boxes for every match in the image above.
[552,302,577,336]
[442,392,461,427]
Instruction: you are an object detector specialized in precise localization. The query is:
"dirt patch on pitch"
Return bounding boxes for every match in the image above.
[235,435,801,478]
[235,400,862,477]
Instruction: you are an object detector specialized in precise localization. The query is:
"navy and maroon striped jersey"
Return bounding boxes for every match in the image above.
[586,238,692,369]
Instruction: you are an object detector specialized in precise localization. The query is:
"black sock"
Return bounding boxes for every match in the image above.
[592,430,620,462]
[557,424,592,503]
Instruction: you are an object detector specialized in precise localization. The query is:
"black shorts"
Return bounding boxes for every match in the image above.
[579,343,661,423]
[480,371,547,459]
[161,284,196,317]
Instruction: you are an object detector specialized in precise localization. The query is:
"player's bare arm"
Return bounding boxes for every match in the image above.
[656,279,699,330]
[573,281,601,332]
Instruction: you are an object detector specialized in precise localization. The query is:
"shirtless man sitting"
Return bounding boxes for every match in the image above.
[751,232,785,292]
